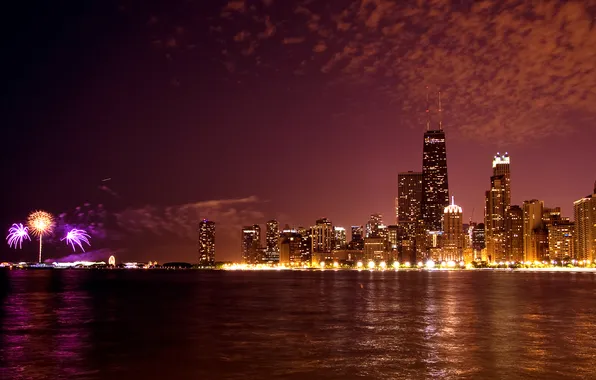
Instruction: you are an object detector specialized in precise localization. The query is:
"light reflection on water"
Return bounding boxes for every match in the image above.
[1,270,595,379]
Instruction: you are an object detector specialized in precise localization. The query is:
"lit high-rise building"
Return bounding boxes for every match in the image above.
[485,175,507,262]
[523,200,544,262]
[548,221,575,260]
[397,171,423,238]
[472,223,486,251]
[574,182,596,262]
[442,196,464,261]
[492,153,511,208]
[312,218,333,253]
[351,226,363,241]
[349,226,364,250]
[366,214,383,238]
[421,92,449,232]
[333,226,347,250]
[198,219,215,266]
[265,220,280,261]
[241,224,262,264]
[279,229,302,265]
[506,205,524,262]
[297,226,313,263]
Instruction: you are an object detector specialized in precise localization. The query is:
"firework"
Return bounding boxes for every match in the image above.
[27,210,54,263]
[62,228,91,252]
[6,223,31,249]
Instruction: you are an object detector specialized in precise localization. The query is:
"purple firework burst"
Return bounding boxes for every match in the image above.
[6,223,31,249]
[62,228,91,252]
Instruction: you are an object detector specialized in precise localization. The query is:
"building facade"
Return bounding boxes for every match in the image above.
[421,129,450,232]
[523,200,545,262]
[548,221,575,260]
[397,171,423,237]
[442,197,464,262]
[242,224,262,264]
[312,218,333,253]
[265,219,280,262]
[574,183,596,262]
[198,219,215,266]
[333,226,347,250]
[506,205,524,262]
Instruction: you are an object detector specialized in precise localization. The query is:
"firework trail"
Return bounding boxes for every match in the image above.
[28,210,54,263]
[62,228,92,252]
[6,223,31,249]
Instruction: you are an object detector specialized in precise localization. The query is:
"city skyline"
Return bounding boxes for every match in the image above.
[2,0,595,263]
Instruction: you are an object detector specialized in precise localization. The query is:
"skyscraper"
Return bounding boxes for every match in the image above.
[421,92,449,232]
[548,221,575,260]
[485,175,507,262]
[366,214,383,238]
[265,220,280,261]
[523,200,544,262]
[472,223,486,252]
[349,226,364,250]
[312,218,333,253]
[198,219,215,266]
[442,196,464,262]
[333,226,347,250]
[574,182,596,262]
[397,171,423,238]
[506,205,524,262]
[242,224,262,264]
[492,153,511,208]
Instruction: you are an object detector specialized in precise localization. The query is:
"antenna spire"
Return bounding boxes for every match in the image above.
[451,195,454,206]
[425,86,430,131]
[438,90,443,130]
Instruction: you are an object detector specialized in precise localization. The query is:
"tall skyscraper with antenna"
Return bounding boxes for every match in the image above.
[421,90,450,233]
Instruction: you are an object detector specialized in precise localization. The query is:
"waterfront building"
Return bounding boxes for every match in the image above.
[242,224,262,264]
[442,196,464,262]
[485,175,507,262]
[333,226,347,250]
[421,92,449,233]
[397,171,423,238]
[312,218,333,253]
[279,229,302,265]
[574,182,596,262]
[506,205,524,262]
[523,200,545,262]
[366,214,383,238]
[548,221,575,260]
[265,219,280,262]
[198,219,215,266]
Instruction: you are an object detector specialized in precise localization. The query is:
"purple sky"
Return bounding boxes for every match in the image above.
[2,0,595,262]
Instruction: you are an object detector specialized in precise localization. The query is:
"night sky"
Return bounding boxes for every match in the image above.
[2,0,595,263]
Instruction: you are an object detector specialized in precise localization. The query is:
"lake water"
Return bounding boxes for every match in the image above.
[1,269,595,379]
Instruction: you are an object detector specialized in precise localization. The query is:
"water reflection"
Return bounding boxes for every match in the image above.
[0,270,595,380]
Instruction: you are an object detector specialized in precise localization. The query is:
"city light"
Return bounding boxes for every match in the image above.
[393,261,399,269]
[368,261,375,269]
[356,261,363,268]
[426,260,435,269]
[379,261,387,269]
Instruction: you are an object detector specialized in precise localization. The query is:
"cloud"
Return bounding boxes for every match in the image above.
[313,41,327,53]
[283,37,305,44]
[211,0,596,144]
[224,0,246,13]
